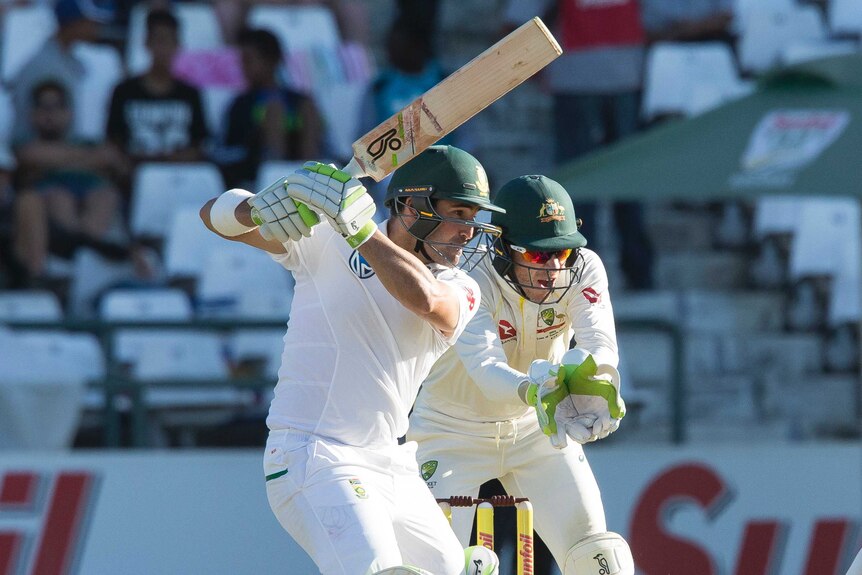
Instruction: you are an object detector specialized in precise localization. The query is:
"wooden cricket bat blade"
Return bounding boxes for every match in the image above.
[345,17,562,181]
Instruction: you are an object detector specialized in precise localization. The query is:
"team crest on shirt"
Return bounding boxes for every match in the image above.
[540,308,556,326]
[349,250,375,279]
[348,478,368,499]
[421,460,438,481]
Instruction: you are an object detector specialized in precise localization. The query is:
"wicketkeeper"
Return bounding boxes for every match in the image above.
[408,175,635,574]
[200,146,504,574]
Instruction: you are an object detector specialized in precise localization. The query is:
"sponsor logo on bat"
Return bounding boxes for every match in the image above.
[367,127,402,161]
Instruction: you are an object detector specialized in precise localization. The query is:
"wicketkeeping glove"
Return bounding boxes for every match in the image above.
[523,359,571,449]
[285,162,377,248]
[247,179,320,243]
[556,348,627,445]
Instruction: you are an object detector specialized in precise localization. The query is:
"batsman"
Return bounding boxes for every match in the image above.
[408,175,635,574]
[200,146,504,575]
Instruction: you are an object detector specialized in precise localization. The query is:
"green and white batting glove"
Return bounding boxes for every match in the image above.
[286,161,377,248]
[247,178,319,243]
[556,348,627,445]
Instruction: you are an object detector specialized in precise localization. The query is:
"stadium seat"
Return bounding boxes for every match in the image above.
[780,39,859,66]
[163,206,228,282]
[0,290,63,323]
[196,247,294,319]
[732,0,796,37]
[67,248,140,319]
[125,1,224,75]
[99,288,194,323]
[829,0,862,37]
[641,42,753,122]
[245,4,340,55]
[0,328,88,449]
[227,328,285,379]
[71,42,124,140]
[201,86,239,139]
[788,198,859,280]
[113,328,254,445]
[738,4,827,73]
[0,4,57,84]
[130,162,225,241]
[788,197,861,329]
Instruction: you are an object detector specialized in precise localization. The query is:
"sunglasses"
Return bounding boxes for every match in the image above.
[509,245,573,265]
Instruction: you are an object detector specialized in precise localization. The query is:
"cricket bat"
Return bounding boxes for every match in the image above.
[294,17,561,225]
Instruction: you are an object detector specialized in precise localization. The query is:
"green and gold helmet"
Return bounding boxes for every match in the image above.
[491,175,586,303]
[385,145,504,270]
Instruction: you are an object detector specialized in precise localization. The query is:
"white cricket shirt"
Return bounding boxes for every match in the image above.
[266,220,480,447]
[414,248,618,422]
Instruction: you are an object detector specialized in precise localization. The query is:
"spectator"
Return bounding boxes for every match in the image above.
[503,0,655,291]
[11,80,127,288]
[106,7,209,169]
[10,0,114,145]
[356,17,452,217]
[640,0,735,45]
[212,27,323,190]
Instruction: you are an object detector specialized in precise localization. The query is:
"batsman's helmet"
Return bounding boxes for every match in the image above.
[385,145,504,269]
[491,175,586,303]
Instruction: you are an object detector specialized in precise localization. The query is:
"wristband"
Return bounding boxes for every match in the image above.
[211,188,255,237]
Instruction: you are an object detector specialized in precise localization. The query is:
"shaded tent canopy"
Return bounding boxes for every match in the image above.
[554,54,862,202]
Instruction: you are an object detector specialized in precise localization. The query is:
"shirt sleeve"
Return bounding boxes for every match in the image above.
[568,249,619,368]
[450,269,528,404]
[430,267,482,346]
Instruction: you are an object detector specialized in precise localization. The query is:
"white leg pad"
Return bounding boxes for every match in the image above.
[563,532,634,575]
[464,545,499,575]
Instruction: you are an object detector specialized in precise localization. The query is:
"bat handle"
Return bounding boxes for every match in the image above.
[341,157,366,179]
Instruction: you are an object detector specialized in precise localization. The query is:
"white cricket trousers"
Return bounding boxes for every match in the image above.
[408,407,608,569]
[264,428,464,575]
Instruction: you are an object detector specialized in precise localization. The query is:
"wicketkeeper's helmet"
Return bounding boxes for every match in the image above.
[491,175,586,303]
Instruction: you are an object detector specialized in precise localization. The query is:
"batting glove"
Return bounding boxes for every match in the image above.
[286,162,377,248]
[248,179,319,243]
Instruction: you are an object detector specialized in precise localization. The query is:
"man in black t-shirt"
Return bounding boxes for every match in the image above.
[106,8,208,165]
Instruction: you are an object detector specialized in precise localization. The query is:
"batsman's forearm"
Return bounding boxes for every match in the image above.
[358,232,458,332]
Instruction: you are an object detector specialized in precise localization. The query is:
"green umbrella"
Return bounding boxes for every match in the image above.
[554,54,862,201]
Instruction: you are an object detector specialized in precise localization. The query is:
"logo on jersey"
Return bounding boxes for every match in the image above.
[498,320,517,342]
[540,308,556,326]
[348,478,368,499]
[349,250,375,279]
[582,287,601,304]
[421,460,438,481]
[464,286,476,311]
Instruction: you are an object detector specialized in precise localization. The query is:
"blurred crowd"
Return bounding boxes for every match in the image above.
[0,0,854,315]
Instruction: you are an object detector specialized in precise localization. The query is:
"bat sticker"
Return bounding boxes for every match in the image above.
[367,127,402,161]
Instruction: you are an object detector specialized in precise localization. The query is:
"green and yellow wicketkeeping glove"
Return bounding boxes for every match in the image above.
[522,349,626,449]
